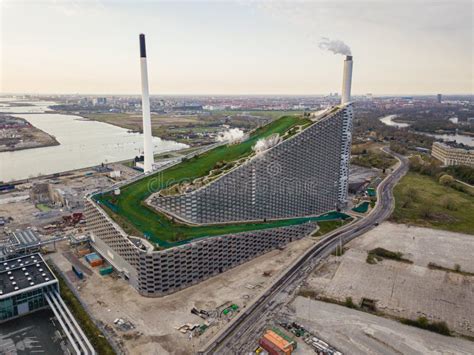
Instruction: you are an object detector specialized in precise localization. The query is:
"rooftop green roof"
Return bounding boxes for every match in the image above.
[93,115,349,248]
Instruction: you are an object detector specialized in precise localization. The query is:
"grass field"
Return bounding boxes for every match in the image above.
[94,115,345,247]
[391,172,474,234]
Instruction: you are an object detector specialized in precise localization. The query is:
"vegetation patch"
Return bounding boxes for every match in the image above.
[351,149,396,170]
[312,218,352,238]
[401,316,451,336]
[366,247,413,264]
[427,262,474,277]
[391,172,474,234]
[47,262,116,355]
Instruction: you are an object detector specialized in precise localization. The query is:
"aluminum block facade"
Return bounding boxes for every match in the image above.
[136,222,317,296]
[84,199,317,297]
[151,105,353,224]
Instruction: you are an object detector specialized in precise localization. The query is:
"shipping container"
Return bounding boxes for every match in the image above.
[259,337,284,355]
[90,259,103,267]
[271,327,297,349]
[264,332,293,353]
[266,330,290,346]
[72,265,84,279]
[99,266,113,276]
[78,248,91,256]
[85,252,103,265]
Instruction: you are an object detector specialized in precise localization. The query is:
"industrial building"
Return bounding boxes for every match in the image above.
[0,253,95,354]
[83,35,355,297]
[0,253,57,322]
[431,141,474,167]
[151,105,353,224]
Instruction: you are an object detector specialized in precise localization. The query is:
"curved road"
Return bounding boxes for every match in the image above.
[199,149,409,354]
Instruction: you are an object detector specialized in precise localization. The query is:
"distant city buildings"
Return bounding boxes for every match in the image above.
[431,141,473,167]
[437,93,442,104]
[92,97,107,106]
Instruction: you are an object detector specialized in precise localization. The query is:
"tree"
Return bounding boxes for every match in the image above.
[440,196,458,211]
[439,174,454,186]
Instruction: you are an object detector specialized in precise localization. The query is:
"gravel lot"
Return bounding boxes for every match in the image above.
[305,222,474,337]
[291,297,474,355]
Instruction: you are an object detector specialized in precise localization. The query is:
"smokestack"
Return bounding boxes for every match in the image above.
[139,34,154,173]
[341,55,353,105]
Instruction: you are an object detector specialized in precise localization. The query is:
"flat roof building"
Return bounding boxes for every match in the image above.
[0,253,57,322]
[431,142,474,167]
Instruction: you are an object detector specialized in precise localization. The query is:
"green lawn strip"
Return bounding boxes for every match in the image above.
[391,172,474,234]
[312,218,352,237]
[99,199,350,248]
[94,115,314,245]
[47,262,116,355]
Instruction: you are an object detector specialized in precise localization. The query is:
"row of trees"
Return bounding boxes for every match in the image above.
[409,155,474,185]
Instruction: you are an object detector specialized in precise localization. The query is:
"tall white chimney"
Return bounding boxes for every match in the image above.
[341,55,353,105]
[139,34,154,173]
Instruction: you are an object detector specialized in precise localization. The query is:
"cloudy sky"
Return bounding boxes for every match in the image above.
[1,0,472,95]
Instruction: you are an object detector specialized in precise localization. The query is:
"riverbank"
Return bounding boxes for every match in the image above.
[0,115,59,152]
[0,110,186,182]
[379,114,474,147]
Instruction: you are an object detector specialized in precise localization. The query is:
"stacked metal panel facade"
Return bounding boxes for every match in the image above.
[151,105,353,224]
[136,222,316,296]
[84,104,354,297]
[84,199,316,297]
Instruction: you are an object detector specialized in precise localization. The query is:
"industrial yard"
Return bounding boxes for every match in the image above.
[47,235,319,354]
[300,222,474,338]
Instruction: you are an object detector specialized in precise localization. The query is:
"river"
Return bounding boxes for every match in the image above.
[379,114,410,128]
[0,100,187,182]
[379,114,473,147]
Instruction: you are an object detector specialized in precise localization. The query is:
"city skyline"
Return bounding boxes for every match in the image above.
[1,0,473,95]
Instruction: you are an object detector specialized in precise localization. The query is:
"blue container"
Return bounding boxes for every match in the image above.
[85,253,100,263]
[72,265,84,279]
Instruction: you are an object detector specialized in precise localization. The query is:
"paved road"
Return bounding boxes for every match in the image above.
[199,149,409,354]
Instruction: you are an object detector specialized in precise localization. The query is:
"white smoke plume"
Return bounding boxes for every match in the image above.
[319,37,352,56]
[253,134,282,154]
[216,128,245,144]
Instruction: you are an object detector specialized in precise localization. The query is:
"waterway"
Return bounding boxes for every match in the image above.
[0,100,187,182]
[379,114,410,128]
[379,114,473,147]
[426,132,473,147]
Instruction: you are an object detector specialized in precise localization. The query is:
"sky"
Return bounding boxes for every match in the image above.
[1,0,473,95]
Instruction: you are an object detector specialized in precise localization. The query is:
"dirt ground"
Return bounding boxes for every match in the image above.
[290,297,474,355]
[305,222,474,337]
[48,236,318,355]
